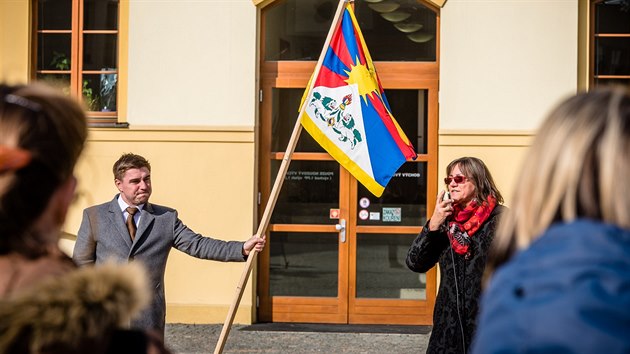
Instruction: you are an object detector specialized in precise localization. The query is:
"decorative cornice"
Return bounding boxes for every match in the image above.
[252,0,447,9]
[429,0,447,8]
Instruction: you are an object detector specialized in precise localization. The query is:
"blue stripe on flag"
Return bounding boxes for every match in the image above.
[361,98,407,186]
[322,48,350,78]
[341,10,360,65]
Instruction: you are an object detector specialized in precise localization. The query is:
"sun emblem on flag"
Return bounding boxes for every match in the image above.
[344,61,379,103]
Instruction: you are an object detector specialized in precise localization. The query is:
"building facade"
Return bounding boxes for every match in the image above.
[1,0,626,325]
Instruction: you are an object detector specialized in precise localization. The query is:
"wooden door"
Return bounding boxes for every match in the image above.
[257,63,439,325]
[257,0,440,325]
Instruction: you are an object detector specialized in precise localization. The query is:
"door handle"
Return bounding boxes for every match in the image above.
[335,219,346,243]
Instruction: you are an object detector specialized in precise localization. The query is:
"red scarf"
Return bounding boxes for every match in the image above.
[447,195,497,256]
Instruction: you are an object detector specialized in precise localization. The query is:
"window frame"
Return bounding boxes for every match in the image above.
[589,0,630,87]
[32,0,124,126]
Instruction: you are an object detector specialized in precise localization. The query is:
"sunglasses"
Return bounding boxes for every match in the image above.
[444,175,467,184]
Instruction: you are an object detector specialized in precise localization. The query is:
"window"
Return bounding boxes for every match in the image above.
[34,0,120,125]
[591,0,630,87]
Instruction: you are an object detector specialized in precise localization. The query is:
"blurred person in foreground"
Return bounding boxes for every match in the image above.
[407,156,506,353]
[0,83,169,353]
[471,86,630,354]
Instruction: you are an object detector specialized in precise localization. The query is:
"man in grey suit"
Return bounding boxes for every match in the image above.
[73,153,265,336]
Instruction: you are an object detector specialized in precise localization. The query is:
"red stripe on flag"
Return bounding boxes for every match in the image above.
[330,23,354,68]
[314,65,350,88]
[368,93,417,159]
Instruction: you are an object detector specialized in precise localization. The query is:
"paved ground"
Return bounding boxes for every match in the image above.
[165,323,430,354]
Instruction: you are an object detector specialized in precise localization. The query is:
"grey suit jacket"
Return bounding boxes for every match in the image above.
[73,195,246,334]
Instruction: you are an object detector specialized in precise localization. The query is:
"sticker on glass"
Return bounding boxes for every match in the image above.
[359,197,370,209]
[369,212,380,221]
[358,209,369,220]
[330,208,340,219]
[382,207,402,222]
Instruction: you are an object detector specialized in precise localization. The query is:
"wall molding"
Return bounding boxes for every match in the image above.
[88,126,255,143]
[167,304,253,324]
[440,130,534,147]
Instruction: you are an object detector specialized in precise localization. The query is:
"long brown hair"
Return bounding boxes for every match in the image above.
[446,157,504,204]
[0,83,87,257]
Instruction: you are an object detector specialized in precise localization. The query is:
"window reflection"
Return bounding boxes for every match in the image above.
[356,233,426,299]
[263,0,437,62]
[356,0,437,61]
[270,232,339,297]
[595,37,630,76]
[384,89,427,154]
[38,0,72,30]
[272,88,326,153]
[270,160,340,224]
[37,34,72,71]
[84,0,119,30]
[82,73,117,112]
[82,34,118,70]
[592,1,630,86]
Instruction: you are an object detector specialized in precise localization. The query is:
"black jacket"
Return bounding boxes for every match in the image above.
[407,205,506,354]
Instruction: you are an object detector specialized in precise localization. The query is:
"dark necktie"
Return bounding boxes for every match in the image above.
[126,207,138,241]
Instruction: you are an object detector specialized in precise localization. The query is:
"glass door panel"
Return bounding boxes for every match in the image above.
[270,232,339,297]
[356,162,427,227]
[355,233,426,300]
[384,89,428,154]
[271,88,326,153]
[270,160,339,225]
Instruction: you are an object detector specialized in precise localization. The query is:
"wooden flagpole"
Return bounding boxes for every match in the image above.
[213,1,351,353]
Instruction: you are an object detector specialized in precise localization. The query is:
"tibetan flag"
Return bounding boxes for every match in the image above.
[299,2,417,197]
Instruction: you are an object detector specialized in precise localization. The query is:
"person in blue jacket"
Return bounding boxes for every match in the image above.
[471,86,630,354]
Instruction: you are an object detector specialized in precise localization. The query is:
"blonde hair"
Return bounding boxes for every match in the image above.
[487,86,630,274]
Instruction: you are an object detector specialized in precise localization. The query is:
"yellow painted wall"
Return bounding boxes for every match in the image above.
[435,0,580,209]
[126,0,257,127]
[438,131,534,208]
[62,128,259,324]
[0,0,30,84]
[440,0,579,132]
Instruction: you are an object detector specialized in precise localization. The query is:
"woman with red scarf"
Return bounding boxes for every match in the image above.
[406,157,505,354]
